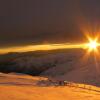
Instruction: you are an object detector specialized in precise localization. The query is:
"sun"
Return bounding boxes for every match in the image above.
[86,38,98,52]
[88,40,97,49]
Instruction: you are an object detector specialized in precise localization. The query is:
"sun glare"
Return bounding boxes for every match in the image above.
[86,38,99,52]
[88,41,97,49]
[0,38,100,54]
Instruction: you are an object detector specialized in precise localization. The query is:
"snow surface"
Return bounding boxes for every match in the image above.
[0,49,100,100]
[0,73,100,100]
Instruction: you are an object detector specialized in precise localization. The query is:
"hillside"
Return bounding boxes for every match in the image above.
[0,49,84,75]
[0,49,100,87]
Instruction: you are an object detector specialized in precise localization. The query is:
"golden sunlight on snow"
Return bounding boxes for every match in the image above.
[0,73,100,100]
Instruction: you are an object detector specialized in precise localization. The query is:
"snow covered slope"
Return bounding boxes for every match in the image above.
[0,73,100,100]
[41,52,100,86]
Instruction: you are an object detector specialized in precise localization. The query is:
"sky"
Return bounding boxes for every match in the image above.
[0,0,100,47]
